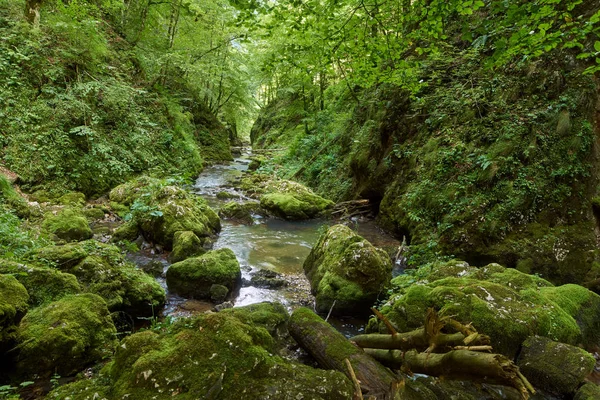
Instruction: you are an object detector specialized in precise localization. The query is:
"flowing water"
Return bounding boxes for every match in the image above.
[129,150,401,336]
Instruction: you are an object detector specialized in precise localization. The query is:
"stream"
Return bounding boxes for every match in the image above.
[128,149,401,337]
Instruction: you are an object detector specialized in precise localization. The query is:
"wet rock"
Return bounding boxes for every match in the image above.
[166,248,241,299]
[169,230,206,263]
[517,336,595,395]
[33,241,165,317]
[42,208,93,242]
[210,284,229,303]
[303,224,392,316]
[16,293,117,377]
[246,269,288,289]
[0,275,29,352]
[219,201,256,225]
[50,310,353,399]
[574,382,600,400]
[370,260,600,357]
[0,259,81,306]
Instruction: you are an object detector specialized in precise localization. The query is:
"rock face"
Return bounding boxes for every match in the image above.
[166,248,241,299]
[109,177,221,249]
[369,260,600,357]
[42,208,93,242]
[259,179,334,220]
[0,259,80,306]
[169,230,206,263]
[49,304,353,400]
[34,240,165,316]
[517,336,595,396]
[303,224,392,316]
[0,275,29,351]
[16,293,117,377]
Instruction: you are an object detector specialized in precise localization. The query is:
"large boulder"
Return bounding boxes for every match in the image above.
[166,248,241,299]
[16,293,117,377]
[516,336,595,396]
[168,231,206,263]
[303,224,393,316]
[33,241,165,316]
[369,260,600,357]
[110,177,220,249]
[218,201,257,225]
[0,275,29,351]
[259,179,334,220]
[0,259,81,306]
[49,306,353,400]
[42,208,93,242]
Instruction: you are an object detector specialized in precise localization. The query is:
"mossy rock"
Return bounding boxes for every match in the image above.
[169,230,206,263]
[216,191,239,200]
[220,302,289,341]
[42,208,93,242]
[0,275,29,350]
[108,176,161,206]
[209,284,229,303]
[54,310,352,399]
[111,220,140,242]
[218,201,256,225]
[16,293,117,377]
[82,206,106,221]
[372,260,600,357]
[166,248,241,299]
[574,383,600,400]
[0,259,80,306]
[303,224,392,316]
[57,192,86,207]
[0,175,30,218]
[33,241,165,316]
[248,155,267,171]
[517,336,595,395]
[256,178,334,220]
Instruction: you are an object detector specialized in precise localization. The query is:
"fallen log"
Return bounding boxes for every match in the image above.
[364,349,534,399]
[350,329,490,352]
[289,307,399,399]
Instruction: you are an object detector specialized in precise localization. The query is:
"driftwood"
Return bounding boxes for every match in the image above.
[351,329,490,352]
[289,307,400,399]
[364,349,534,397]
[331,199,371,220]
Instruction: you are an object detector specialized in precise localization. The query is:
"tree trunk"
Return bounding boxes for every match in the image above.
[289,308,399,399]
[350,330,490,352]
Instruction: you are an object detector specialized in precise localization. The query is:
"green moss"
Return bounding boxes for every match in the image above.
[303,224,392,316]
[57,192,86,207]
[220,302,289,340]
[216,191,239,200]
[16,293,117,377]
[209,284,229,303]
[111,220,140,242]
[0,274,29,348]
[101,311,352,399]
[34,241,165,316]
[169,231,205,263]
[82,207,106,221]
[574,383,600,400]
[166,248,240,299]
[0,259,81,306]
[248,155,267,171]
[0,175,30,218]
[42,208,93,242]
[218,201,256,224]
[374,261,600,357]
[109,176,161,206]
[259,180,334,220]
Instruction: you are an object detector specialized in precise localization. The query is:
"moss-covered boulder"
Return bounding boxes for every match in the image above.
[0,275,29,351]
[0,259,80,306]
[33,241,165,316]
[110,178,221,249]
[166,248,241,299]
[574,383,600,400]
[259,179,334,220]
[42,208,93,242]
[16,293,117,377]
[111,220,140,242]
[369,260,600,357]
[82,206,106,221]
[57,191,86,207]
[169,231,206,263]
[516,336,595,395]
[0,175,30,218]
[303,224,392,316]
[49,309,352,400]
[248,155,267,171]
[218,201,256,224]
